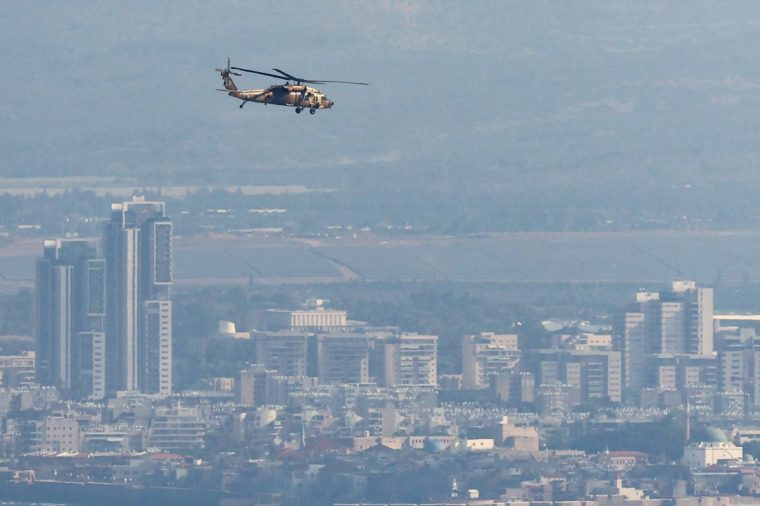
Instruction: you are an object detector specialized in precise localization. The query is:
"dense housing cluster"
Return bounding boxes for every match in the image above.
[6,199,760,505]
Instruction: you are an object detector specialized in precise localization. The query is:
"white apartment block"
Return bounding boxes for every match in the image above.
[383,333,438,387]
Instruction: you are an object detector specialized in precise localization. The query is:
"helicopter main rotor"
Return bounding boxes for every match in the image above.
[231,66,368,86]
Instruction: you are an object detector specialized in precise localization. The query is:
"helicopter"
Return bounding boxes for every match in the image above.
[216,58,368,114]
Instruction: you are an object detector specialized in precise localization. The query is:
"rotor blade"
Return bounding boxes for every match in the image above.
[231,67,290,81]
[272,68,301,81]
[273,68,367,85]
[314,80,369,85]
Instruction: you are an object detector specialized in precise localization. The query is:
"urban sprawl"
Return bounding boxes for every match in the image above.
[10,196,760,505]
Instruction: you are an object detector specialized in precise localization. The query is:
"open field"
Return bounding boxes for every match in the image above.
[1,230,759,289]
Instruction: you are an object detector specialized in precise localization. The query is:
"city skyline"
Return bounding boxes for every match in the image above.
[8,2,760,504]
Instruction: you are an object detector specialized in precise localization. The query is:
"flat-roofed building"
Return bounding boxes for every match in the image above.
[235,366,269,407]
[253,331,310,377]
[0,351,36,388]
[648,353,717,391]
[526,349,621,404]
[462,332,519,389]
[148,407,205,452]
[317,333,371,384]
[41,416,80,453]
[683,441,743,468]
[383,333,438,387]
[265,300,348,331]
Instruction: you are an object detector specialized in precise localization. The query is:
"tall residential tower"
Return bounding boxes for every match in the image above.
[35,239,106,399]
[104,197,172,395]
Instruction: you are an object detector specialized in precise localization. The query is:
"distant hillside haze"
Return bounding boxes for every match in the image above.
[3,1,760,193]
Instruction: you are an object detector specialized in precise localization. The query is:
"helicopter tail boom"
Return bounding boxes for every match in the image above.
[221,76,238,92]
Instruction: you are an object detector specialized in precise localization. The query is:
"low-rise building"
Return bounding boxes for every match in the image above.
[682,441,743,468]
[41,416,80,453]
[148,407,205,452]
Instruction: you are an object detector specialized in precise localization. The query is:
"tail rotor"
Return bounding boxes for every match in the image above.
[216,57,241,93]
[216,57,242,77]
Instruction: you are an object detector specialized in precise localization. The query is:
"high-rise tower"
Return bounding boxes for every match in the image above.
[104,197,172,395]
[35,239,106,399]
[614,281,714,398]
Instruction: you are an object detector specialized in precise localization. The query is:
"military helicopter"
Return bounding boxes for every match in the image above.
[216,58,368,114]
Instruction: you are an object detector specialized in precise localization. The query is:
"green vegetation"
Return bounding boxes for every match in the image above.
[563,420,686,461]
[334,287,548,372]
[744,441,760,460]
[172,287,293,390]
[0,289,32,336]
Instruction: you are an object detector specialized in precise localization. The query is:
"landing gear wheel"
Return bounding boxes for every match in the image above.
[295,107,302,114]
[309,108,316,115]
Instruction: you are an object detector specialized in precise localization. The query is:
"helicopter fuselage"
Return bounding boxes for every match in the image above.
[230,85,333,111]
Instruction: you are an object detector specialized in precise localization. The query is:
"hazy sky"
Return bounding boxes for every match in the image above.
[4,1,760,184]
